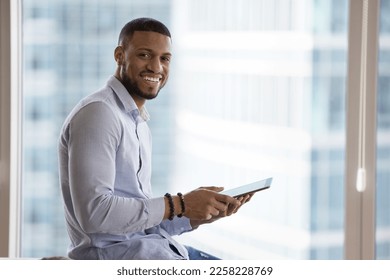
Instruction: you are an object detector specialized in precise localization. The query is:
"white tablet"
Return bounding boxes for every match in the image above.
[221,177,272,198]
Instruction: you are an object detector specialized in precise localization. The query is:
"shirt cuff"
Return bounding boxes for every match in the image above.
[145,196,165,225]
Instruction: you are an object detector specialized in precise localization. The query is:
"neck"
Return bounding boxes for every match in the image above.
[130,93,146,109]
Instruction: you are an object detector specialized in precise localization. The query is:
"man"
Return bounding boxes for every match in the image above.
[58,17,252,260]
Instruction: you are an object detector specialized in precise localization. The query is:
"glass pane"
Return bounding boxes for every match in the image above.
[21,0,173,257]
[172,0,348,259]
[22,0,348,259]
[376,0,390,260]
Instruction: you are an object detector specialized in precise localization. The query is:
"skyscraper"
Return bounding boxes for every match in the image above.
[21,0,390,259]
[22,0,173,257]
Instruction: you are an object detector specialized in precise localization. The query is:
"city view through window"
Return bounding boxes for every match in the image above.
[22,0,389,259]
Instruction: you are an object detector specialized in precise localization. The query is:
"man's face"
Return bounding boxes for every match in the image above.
[116,31,172,102]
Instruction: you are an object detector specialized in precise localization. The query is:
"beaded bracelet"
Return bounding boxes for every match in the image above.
[177,192,185,218]
[164,193,175,220]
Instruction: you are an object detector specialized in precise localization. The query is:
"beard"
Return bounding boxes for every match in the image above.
[120,69,161,101]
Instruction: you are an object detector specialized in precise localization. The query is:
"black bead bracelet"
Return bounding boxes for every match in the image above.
[164,193,175,220]
[177,192,185,218]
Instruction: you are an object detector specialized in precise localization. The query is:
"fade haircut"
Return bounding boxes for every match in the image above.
[118,17,171,47]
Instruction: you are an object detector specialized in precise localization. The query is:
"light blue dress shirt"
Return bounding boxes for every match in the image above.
[58,76,192,259]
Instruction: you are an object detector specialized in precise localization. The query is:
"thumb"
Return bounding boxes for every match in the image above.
[200,186,224,192]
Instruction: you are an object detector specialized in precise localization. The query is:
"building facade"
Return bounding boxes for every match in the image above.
[22,0,390,259]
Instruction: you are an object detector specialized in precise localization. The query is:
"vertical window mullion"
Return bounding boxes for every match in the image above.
[345,0,380,259]
[0,0,23,258]
[0,0,12,257]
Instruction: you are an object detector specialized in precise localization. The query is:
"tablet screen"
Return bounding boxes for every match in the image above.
[221,177,272,198]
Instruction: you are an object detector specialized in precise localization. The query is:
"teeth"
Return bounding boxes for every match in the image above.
[143,76,160,82]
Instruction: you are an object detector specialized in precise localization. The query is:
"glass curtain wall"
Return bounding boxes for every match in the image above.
[22,0,381,259]
[22,0,173,257]
[171,0,348,259]
[376,0,390,260]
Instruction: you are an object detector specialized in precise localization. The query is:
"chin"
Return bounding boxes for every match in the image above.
[142,87,162,100]
[134,89,159,101]
[144,93,159,100]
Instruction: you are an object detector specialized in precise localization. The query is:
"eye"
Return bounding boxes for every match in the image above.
[138,52,151,59]
[161,56,171,63]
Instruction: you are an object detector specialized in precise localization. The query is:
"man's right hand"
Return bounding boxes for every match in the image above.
[182,186,241,220]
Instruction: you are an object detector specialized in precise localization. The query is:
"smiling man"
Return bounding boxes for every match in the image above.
[58,18,251,260]
[114,24,171,103]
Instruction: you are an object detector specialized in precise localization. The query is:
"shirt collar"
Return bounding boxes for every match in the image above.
[107,75,150,122]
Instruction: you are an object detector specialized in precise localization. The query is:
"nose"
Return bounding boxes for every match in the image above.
[147,57,163,73]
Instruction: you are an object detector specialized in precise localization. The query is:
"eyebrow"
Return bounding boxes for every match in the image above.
[137,48,172,57]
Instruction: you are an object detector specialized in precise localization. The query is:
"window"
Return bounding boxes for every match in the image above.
[0,0,385,259]
[376,0,390,260]
[21,0,174,257]
[22,0,348,259]
[170,0,348,259]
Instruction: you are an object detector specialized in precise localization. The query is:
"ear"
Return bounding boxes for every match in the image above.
[114,46,124,65]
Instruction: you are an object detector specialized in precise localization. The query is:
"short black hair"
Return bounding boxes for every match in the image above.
[118,17,171,46]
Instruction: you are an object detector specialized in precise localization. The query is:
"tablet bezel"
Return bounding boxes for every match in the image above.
[220,177,272,198]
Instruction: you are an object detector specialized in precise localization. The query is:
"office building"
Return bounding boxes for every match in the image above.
[20,0,389,259]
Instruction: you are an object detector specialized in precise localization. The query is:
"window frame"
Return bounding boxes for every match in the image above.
[344,0,380,259]
[0,0,23,258]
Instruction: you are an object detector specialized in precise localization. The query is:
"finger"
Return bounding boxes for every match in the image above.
[225,197,242,215]
[234,194,253,211]
[212,198,230,212]
[236,193,253,203]
[200,186,224,192]
[215,193,241,206]
[229,196,248,214]
[241,194,251,203]
[209,204,221,216]
[246,193,255,202]
[226,204,237,215]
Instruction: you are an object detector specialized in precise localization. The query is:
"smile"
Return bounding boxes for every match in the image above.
[142,76,161,83]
